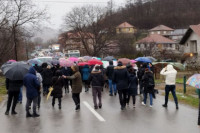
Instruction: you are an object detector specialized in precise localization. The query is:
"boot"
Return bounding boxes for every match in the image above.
[32,113,40,117]
[5,111,9,115]
[26,112,32,118]
[75,104,80,111]
[11,110,17,115]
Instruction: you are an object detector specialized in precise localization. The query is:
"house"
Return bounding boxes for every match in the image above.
[180,24,200,58]
[136,34,178,55]
[116,22,137,34]
[149,25,174,36]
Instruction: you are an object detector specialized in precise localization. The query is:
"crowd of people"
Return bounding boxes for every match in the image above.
[4,59,200,126]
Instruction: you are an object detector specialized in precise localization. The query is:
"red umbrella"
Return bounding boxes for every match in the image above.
[118,58,131,65]
[88,59,103,65]
[78,62,89,66]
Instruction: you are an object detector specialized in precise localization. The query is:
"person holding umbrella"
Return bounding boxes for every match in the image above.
[113,61,129,110]
[5,78,23,115]
[24,67,40,117]
[160,64,179,109]
[63,65,82,111]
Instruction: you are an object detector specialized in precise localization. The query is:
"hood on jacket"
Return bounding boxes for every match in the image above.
[28,67,36,75]
[117,61,123,66]
[114,66,126,70]
[72,65,79,72]
[109,61,113,65]
[166,64,176,71]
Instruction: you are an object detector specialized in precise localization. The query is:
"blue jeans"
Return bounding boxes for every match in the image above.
[144,93,153,106]
[164,85,178,105]
[108,79,116,94]
[18,87,23,102]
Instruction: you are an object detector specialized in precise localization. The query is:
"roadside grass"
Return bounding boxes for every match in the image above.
[0,76,6,102]
[155,78,183,84]
[162,92,199,108]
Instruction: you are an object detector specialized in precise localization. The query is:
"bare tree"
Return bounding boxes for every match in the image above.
[64,5,115,56]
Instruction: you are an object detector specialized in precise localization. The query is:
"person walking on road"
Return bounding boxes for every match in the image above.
[142,68,155,107]
[113,61,129,110]
[63,65,82,111]
[51,70,64,109]
[88,65,104,109]
[106,61,117,96]
[137,64,146,95]
[5,78,23,115]
[23,67,40,117]
[127,68,138,108]
[160,64,179,109]
[41,65,53,96]
[81,65,90,92]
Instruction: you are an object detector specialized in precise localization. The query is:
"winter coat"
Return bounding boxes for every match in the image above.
[6,78,23,92]
[23,67,40,99]
[81,65,90,81]
[106,65,114,80]
[88,70,104,87]
[66,66,82,93]
[113,66,129,90]
[160,65,177,85]
[137,67,145,80]
[41,68,53,86]
[51,76,65,98]
[128,74,138,96]
[142,70,155,94]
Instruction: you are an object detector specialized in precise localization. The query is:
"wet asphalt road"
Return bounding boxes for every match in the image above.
[0,88,200,133]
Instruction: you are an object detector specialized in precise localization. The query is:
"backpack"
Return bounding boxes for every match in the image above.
[148,76,154,87]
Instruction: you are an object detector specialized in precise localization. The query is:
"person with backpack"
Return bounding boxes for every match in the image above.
[141,68,155,107]
[127,68,138,108]
[88,65,104,109]
[106,61,116,96]
[160,64,179,109]
[113,61,129,110]
[137,64,146,95]
[51,70,65,109]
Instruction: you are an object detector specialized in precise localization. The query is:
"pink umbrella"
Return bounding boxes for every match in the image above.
[66,60,74,67]
[130,60,137,64]
[8,60,16,63]
[118,58,131,65]
[68,57,79,62]
[59,58,67,67]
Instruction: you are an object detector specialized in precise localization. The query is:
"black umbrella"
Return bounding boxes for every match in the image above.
[103,56,115,61]
[3,61,30,80]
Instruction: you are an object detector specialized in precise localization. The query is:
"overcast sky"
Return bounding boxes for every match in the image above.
[33,0,126,30]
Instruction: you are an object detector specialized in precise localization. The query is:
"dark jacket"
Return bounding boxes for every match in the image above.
[51,76,65,98]
[88,70,104,87]
[66,66,82,93]
[6,78,23,92]
[137,67,145,80]
[41,68,53,86]
[24,67,40,99]
[106,65,114,80]
[113,66,129,90]
[142,70,155,94]
[81,65,90,81]
[128,74,138,96]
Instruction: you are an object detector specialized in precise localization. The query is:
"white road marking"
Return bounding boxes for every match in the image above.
[83,101,106,122]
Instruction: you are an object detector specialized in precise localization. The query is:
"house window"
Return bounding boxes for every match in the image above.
[151,32,154,34]
[157,31,160,34]
[164,31,166,34]
[190,40,197,53]
[170,44,172,48]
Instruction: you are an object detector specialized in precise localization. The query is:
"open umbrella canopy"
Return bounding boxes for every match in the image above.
[118,58,131,65]
[28,59,42,66]
[130,60,137,64]
[88,59,103,65]
[8,60,17,63]
[51,59,59,65]
[102,61,109,68]
[152,62,185,70]
[3,61,30,80]
[135,57,152,63]
[186,74,200,89]
[78,62,89,66]
[83,56,92,61]
[68,57,79,62]
[103,56,115,61]
[146,56,157,62]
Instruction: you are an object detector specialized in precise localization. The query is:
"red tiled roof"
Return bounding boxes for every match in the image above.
[150,25,174,31]
[190,24,200,37]
[117,22,134,28]
[137,34,176,44]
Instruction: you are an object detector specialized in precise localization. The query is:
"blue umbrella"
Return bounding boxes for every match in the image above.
[28,59,42,66]
[135,57,152,63]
